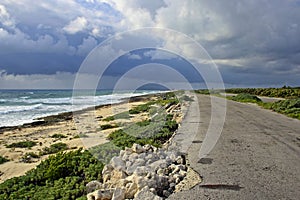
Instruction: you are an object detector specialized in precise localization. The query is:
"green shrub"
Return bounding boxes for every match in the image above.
[51,134,67,139]
[180,95,194,102]
[230,93,262,103]
[20,152,40,163]
[0,156,9,164]
[89,142,122,164]
[225,87,300,98]
[41,142,68,155]
[136,119,151,127]
[129,101,156,114]
[265,98,300,119]
[0,149,104,199]
[100,124,119,130]
[102,116,115,122]
[74,133,89,138]
[7,141,37,148]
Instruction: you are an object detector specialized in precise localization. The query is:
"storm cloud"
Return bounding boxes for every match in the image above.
[0,0,299,88]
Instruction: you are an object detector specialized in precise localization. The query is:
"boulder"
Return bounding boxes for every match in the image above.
[134,187,163,200]
[87,189,114,200]
[86,180,102,193]
[111,157,126,172]
[112,188,125,200]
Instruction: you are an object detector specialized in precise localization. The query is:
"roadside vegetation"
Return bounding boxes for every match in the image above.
[225,86,300,98]
[226,89,300,120]
[228,93,262,103]
[261,98,300,120]
[195,87,300,120]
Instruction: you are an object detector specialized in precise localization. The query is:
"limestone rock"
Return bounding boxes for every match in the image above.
[134,187,163,200]
[86,180,102,193]
[112,188,125,200]
[87,143,189,200]
[87,189,114,200]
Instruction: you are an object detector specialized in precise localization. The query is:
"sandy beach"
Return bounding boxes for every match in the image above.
[0,94,173,183]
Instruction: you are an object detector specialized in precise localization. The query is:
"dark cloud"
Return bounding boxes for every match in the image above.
[0,0,299,88]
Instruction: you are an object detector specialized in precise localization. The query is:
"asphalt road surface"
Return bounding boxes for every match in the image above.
[169,94,300,200]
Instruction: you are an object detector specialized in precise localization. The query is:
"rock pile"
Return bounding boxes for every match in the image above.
[87,143,188,200]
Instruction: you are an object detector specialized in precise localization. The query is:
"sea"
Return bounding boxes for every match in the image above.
[0,90,160,128]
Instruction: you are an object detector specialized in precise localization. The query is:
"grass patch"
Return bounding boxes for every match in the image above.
[40,142,68,155]
[180,95,194,102]
[229,93,262,103]
[261,98,300,119]
[107,113,178,149]
[6,141,37,148]
[136,119,151,127]
[100,124,119,130]
[102,115,115,122]
[89,142,122,164]
[225,87,300,98]
[129,101,156,114]
[103,111,131,122]
[74,133,89,138]
[0,149,104,199]
[0,156,9,165]
[20,152,40,163]
[51,134,67,139]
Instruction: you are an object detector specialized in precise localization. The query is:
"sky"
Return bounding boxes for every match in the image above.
[0,0,300,89]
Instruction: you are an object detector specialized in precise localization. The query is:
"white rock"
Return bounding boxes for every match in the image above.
[87,189,114,200]
[132,143,144,153]
[136,176,148,190]
[149,159,168,171]
[102,164,114,175]
[112,188,125,200]
[134,186,163,200]
[111,157,126,171]
[125,182,138,199]
[134,166,148,176]
[128,153,139,162]
[86,180,102,193]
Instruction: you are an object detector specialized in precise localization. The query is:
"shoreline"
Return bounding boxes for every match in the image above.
[0,92,172,183]
[0,92,164,133]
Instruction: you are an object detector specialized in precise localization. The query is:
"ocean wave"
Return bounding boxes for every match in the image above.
[0,104,43,114]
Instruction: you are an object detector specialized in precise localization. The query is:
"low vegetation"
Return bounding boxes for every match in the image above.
[229,93,262,103]
[89,142,122,164]
[40,142,68,155]
[261,98,300,120]
[0,149,104,199]
[136,119,151,127]
[100,124,119,130]
[0,156,9,165]
[228,92,300,120]
[225,86,300,98]
[107,113,178,149]
[51,134,67,139]
[74,133,89,138]
[6,141,37,148]
[102,111,131,122]
[129,101,156,114]
[20,152,40,163]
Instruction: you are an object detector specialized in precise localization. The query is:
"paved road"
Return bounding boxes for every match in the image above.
[169,94,300,200]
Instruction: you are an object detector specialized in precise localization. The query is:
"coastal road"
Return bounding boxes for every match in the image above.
[169,94,300,200]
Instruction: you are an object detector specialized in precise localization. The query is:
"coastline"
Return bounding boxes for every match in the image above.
[0,92,164,183]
